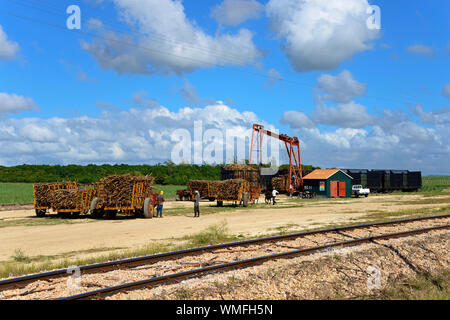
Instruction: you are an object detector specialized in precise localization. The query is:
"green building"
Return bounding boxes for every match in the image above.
[303,169,353,198]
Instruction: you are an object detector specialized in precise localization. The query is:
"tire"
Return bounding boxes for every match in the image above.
[35,209,46,217]
[217,201,223,207]
[143,198,154,219]
[72,212,80,218]
[242,193,248,207]
[365,194,369,197]
[59,212,71,219]
[90,198,104,218]
[105,210,117,219]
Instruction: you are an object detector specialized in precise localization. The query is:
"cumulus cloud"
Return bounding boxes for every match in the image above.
[131,90,160,108]
[288,117,448,174]
[442,83,450,99]
[0,93,39,114]
[311,101,374,128]
[280,111,315,128]
[279,72,450,174]
[266,68,283,87]
[180,80,215,105]
[0,101,269,166]
[266,0,379,72]
[406,45,434,57]
[82,0,262,75]
[316,70,367,103]
[412,104,450,126]
[0,25,19,60]
[211,0,265,26]
[307,70,373,128]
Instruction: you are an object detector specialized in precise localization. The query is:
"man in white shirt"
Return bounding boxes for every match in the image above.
[272,189,279,205]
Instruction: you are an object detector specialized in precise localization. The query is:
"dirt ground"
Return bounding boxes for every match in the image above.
[0,193,448,263]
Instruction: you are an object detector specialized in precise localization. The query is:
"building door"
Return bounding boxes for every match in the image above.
[339,181,346,197]
[330,181,338,198]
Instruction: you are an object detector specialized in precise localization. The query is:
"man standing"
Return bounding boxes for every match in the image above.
[272,188,279,205]
[289,184,293,197]
[156,191,165,218]
[194,190,200,217]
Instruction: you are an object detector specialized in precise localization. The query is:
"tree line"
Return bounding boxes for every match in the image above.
[0,163,318,185]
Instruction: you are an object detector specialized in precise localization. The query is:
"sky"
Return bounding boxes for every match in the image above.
[0,0,449,175]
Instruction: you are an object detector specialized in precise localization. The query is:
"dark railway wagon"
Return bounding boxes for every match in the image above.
[367,170,385,193]
[405,171,422,191]
[341,169,369,187]
[390,170,408,190]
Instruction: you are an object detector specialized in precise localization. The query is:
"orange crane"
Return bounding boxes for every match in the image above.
[249,124,303,190]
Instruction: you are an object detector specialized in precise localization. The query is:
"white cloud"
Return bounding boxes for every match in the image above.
[406,44,434,57]
[280,111,314,128]
[266,68,283,86]
[316,70,367,103]
[442,83,450,99]
[413,104,450,125]
[0,101,268,166]
[0,93,39,114]
[0,25,19,60]
[131,90,160,108]
[279,73,450,174]
[211,0,264,26]
[82,0,262,75]
[180,80,215,105]
[266,0,379,72]
[311,101,374,128]
[289,119,448,174]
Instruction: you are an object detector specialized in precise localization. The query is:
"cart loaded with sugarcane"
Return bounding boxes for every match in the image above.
[33,174,157,219]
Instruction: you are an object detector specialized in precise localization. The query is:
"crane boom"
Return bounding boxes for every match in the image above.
[249,124,303,190]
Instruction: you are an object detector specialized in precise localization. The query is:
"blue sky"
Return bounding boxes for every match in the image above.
[0,0,449,174]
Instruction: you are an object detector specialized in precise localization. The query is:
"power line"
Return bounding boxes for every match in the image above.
[8,0,259,66]
[0,5,439,108]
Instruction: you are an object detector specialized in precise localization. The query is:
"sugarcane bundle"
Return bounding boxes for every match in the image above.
[100,174,154,208]
[271,176,288,191]
[223,164,255,171]
[33,182,79,208]
[51,189,80,210]
[187,180,211,198]
[208,181,222,196]
[216,179,247,200]
[221,164,260,187]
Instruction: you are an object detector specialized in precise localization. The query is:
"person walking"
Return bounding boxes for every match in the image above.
[194,190,200,217]
[272,188,279,205]
[156,191,165,218]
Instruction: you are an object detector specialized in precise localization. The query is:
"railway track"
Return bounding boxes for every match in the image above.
[0,214,449,300]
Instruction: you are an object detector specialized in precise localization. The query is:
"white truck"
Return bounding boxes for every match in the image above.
[352,185,370,197]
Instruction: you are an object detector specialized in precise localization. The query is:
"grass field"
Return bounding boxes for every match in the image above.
[0,183,34,204]
[0,176,449,205]
[0,183,185,205]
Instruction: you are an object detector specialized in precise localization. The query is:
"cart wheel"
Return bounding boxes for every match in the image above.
[242,193,248,207]
[35,209,46,217]
[72,212,80,219]
[59,212,71,219]
[90,198,104,218]
[143,198,154,219]
[105,210,117,219]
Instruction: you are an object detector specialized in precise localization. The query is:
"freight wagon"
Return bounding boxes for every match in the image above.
[341,169,422,193]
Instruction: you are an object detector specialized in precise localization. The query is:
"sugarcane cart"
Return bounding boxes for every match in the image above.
[216,180,249,207]
[187,180,219,201]
[90,176,156,219]
[51,183,102,218]
[33,182,79,217]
